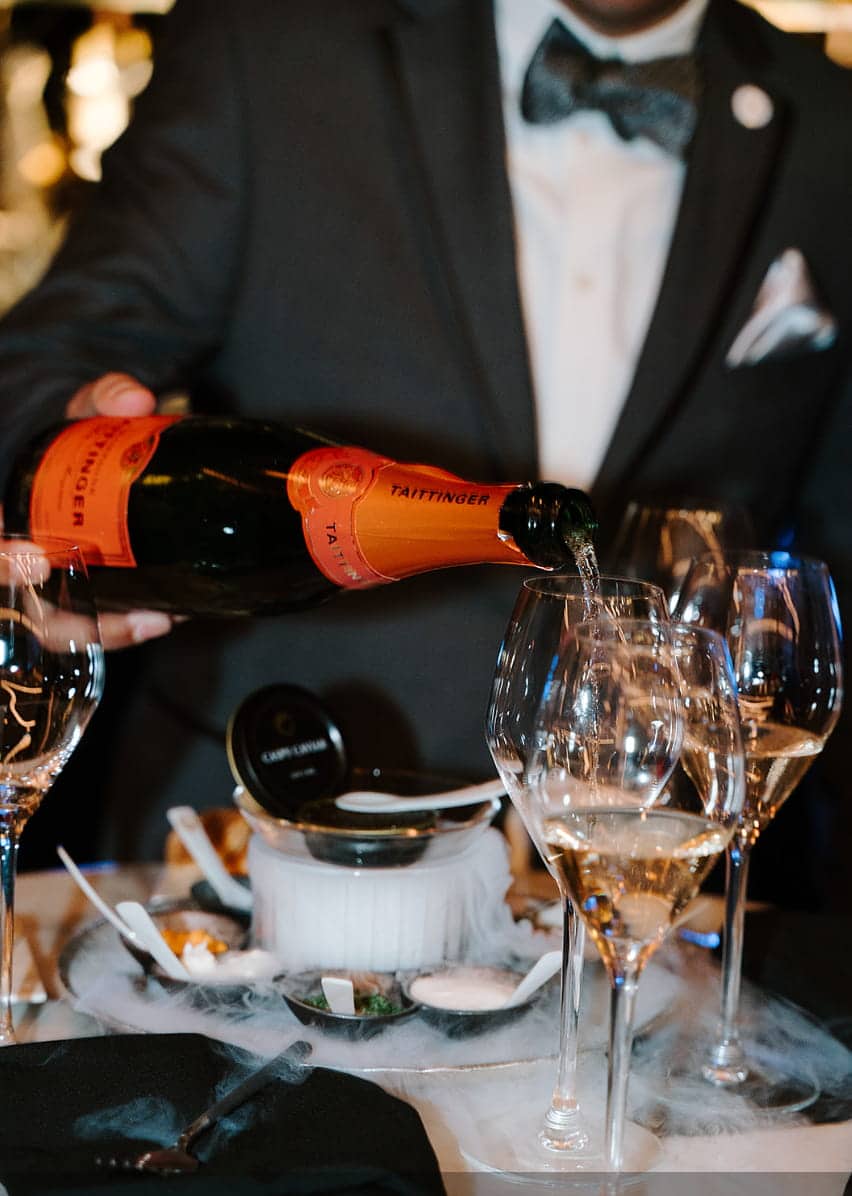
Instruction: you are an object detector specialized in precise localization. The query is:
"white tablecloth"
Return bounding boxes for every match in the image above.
[14,862,852,1193]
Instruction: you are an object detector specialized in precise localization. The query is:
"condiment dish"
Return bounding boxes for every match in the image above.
[277,968,416,1037]
[402,963,550,1037]
[119,903,249,976]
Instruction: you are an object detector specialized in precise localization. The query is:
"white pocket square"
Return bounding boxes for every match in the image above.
[726,247,837,368]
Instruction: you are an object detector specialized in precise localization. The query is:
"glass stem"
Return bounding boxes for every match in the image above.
[539,893,588,1150]
[605,965,640,1172]
[704,839,751,1085]
[0,812,23,1045]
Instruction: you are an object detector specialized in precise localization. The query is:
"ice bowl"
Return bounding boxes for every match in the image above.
[235,767,502,869]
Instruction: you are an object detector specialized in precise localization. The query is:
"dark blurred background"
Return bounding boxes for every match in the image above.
[0,1,167,872]
[3,2,849,908]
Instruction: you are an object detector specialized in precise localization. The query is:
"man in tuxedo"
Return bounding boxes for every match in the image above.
[0,0,849,908]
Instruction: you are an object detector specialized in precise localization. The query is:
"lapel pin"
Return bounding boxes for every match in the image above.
[731,84,774,129]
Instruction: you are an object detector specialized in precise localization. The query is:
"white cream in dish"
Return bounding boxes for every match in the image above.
[409,966,519,1011]
[180,944,279,982]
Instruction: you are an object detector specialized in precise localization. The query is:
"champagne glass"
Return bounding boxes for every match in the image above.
[608,499,755,612]
[531,620,744,1170]
[485,575,668,1171]
[0,536,104,1043]
[675,550,843,1110]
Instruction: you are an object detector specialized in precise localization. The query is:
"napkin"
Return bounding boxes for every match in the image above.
[0,1033,446,1196]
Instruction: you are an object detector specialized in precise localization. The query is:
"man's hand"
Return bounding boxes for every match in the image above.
[65,372,176,650]
[65,371,158,419]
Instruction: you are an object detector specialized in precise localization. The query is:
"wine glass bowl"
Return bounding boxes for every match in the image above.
[488,575,668,812]
[675,550,843,1104]
[534,618,685,819]
[0,536,104,1043]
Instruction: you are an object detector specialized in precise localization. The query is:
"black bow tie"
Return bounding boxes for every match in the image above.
[521,19,700,159]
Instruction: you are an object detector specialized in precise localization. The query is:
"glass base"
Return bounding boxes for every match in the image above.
[537,1098,589,1154]
[459,1101,659,1183]
[629,1031,821,1137]
[702,1061,819,1115]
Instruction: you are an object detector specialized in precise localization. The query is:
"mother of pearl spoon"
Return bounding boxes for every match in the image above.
[335,778,505,815]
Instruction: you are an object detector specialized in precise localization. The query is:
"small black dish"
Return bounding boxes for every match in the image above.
[190,877,252,922]
[145,968,275,1010]
[402,964,545,1038]
[120,904,249,976]
[277,969,417,1039]
[117,903,275,1009]
[295,798,436,868]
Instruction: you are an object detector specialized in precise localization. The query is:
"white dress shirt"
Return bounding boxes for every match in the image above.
[495,0,708,489]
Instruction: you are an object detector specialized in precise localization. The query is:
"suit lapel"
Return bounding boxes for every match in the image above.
[387,0,789,489]
[387,0,537,478]
[594,0,788,496]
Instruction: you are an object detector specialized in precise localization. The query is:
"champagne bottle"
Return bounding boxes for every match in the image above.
[3,415,597,617]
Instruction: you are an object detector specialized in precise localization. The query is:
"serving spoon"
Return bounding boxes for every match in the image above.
[100,1039,313,1175]
[166,806,253,913]
[57,848,191,980]
[501,949,562,1008]
[115,901,190,981]
[56,846,137,942]
[321,976,356,1015]
[335,778,505,815]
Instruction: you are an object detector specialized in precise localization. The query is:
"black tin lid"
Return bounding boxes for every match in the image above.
[226,684,347,820]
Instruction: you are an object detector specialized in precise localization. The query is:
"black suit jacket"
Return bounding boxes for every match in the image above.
[1,0,850,899]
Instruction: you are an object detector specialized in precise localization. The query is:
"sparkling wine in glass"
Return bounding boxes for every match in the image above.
[675,550,843,1111]
[532,620,744,1170]
[484,576,668,1171]
[0,537,104,1043]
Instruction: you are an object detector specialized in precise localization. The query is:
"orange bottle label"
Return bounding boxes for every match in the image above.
[287,446,396,587]
[28,416,181,567]
[287,445,522,589]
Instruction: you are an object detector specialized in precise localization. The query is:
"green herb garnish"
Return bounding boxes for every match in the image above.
[302,994,330,1011]
[355,993,402,1016]
[300,991,404,1016]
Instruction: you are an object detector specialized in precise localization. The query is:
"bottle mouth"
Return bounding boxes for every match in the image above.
[559,489,599,539]
[499,484,597,569]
